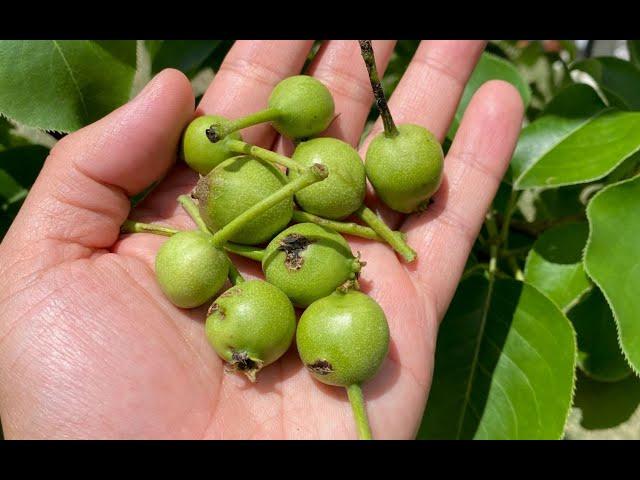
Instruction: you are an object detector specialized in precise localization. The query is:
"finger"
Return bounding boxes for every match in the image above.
[306,40,396,147]
[403,80,524,319]
[2,69,194,260]
[358,40,486,228]
[361,40,486,148]
[197,40,314,146]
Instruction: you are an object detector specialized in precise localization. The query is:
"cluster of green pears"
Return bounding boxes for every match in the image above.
[122,41,444,439]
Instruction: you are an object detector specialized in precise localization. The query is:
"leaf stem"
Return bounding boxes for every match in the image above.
[507,256,525,281]
[358,40,398,138]
[211,164,328,248]
[499,189,520,248]
[355,205,416,262]
[346,384,373,440]
[476,231,488,247]
[461,263,490,281]
[484,212,500,276]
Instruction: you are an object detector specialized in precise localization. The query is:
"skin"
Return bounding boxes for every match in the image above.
[0,40,523,439]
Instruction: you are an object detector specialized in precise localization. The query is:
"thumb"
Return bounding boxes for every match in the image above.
[2,69,194,260]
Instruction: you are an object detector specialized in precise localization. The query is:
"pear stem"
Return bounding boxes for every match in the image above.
[347,384,373,440]
[224,243,265,262]
[120,220,179,237]
[206,107,281,143]
[292,210,383,242]
[355,205,416,262]
[120,218,264,262]
[224,138,304,173]
[177,194,210,234]
[211,164,329,248]
[358,40,398,138]
[227,261,245,285]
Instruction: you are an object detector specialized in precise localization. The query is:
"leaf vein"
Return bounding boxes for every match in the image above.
[52,40,89,124]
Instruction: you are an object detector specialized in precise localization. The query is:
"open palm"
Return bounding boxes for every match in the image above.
[0,40,523,439]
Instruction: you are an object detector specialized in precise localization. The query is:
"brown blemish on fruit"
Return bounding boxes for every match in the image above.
[307,359,333,375]
[228,350,263,383]
[354,251,366,276]
[231,351,256,371]
[207,302,224,318]
[220,287,242,299]
[278,233,314,270]
[337,278,360,293]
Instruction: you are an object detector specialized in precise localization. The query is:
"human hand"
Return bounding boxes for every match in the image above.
[0,40,523,439]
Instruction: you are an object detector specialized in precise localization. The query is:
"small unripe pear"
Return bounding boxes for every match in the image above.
[296,290,390,387]
[155,231,229,308]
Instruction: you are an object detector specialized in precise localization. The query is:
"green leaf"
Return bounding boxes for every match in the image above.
[572,57,640,110]
[530,185,586,224]
[149,40,221,78]
[510,84,604,185]
[144,40,163,59]
[93,40,137,69]
[447,52,531,139]
[513,42,556,106]
[208,40,234,73]
[0,199,22,241]
[559,41,578,62]
[584,175,640,373]
[418,276,576,439]
[628,41,640,68]
[0,40,137,132]
[510,83,640,189]
[0,169,24,203]
[0,145,48,241]
[524,222,591,311]
[0,144,48,197]
[0,116,12,147]
[0,144,49,187]
[0,116,31,149]
[568,288,631,382]
[604,150,640,183]
[571,371,640,431]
